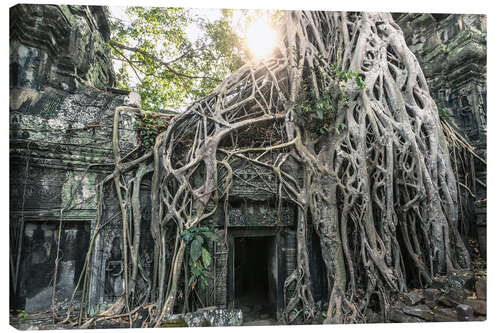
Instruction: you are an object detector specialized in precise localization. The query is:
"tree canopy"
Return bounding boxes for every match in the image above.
[108,7,246,111]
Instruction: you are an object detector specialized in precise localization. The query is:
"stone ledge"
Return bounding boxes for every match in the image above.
[161,308,243,327]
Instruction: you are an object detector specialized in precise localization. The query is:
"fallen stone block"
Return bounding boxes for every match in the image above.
[404,290,425,306]
[388,308,424,323]
[456,304,474,321]
[162,308,243,327]
[475,278,487,300]
[432,307,457,322]
[463,299,486,316]
[438,294,459,307]
[402,304,434,321]
[423,288,442,305]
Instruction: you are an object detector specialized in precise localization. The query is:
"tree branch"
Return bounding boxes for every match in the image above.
[109,41,222,82]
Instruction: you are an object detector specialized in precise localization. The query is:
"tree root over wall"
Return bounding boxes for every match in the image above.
[68,11,474,327]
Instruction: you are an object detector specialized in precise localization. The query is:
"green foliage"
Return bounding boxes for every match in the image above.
[109,7,245,111]
[295,59,364,137]
[11,309,28,319]
[180,225,218,288]
[337,69,366,88]
[136,113,168,149]
[296,89,337,137]
[438,105,449,118]
[327,56,366,89]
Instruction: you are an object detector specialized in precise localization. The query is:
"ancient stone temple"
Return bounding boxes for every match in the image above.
[9,4,141,312]
[9,4,486,323]
[189,164,328,318]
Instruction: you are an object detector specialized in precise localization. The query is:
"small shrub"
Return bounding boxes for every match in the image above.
[136,113,168,149]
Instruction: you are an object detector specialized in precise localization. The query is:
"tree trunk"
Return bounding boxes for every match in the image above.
[81,10,471,325]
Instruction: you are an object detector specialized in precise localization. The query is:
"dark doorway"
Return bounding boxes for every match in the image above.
[13,220,90,312]
[234,236,277,319]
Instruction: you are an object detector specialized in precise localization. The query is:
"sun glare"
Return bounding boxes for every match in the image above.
[245,17,278,60]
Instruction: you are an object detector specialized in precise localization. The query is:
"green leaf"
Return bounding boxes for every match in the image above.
[201,247,211,268]
[189,259,202,275]
[202,231,218,242]
[335,122,346,134]
[356,75,366,88]
[188,275,197,288]
[181,229,193,242]
[316,109,324,120]
[439,107,449,118]
[110,6,244,111]
[190,235,203,262]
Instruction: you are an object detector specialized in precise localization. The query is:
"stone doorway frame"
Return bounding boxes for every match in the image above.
[10,216,91,311]
[226,227,286,319]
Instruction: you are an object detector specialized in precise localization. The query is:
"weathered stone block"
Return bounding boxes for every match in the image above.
[423,288,442,305]
[402,304,434,321]
[10,4,115,91]
[464,299,486,316]
[457,304,474,321]
[162,308,243,327]
[432,307,457,322]
[403,290,425,306]
[475,278,487,300]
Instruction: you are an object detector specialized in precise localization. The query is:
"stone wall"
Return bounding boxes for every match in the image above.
[9,4,141,311]
[195,159,299,316]
[394,13,487,258]
[10,5,115,92]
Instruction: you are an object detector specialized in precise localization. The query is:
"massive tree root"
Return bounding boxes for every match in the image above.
[72,10,471,327]
[147,10,470,324]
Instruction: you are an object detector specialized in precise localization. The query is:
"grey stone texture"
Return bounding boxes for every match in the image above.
[162,308,244,327]
[9,4,139,313]
[10,5,115,92]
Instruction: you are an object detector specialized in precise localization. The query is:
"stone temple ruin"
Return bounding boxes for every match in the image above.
[9,4,140,313]
[9,4,486,322]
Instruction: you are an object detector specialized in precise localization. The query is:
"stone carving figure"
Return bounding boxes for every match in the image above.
[105,236,124,299]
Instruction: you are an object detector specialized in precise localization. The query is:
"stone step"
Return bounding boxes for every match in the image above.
[242,319,277,326]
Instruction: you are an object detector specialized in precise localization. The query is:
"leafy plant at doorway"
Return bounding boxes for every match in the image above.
[10,309,28,319]
[180,226,219,288]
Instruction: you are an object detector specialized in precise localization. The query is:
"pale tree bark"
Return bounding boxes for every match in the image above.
[74,10,470,326]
